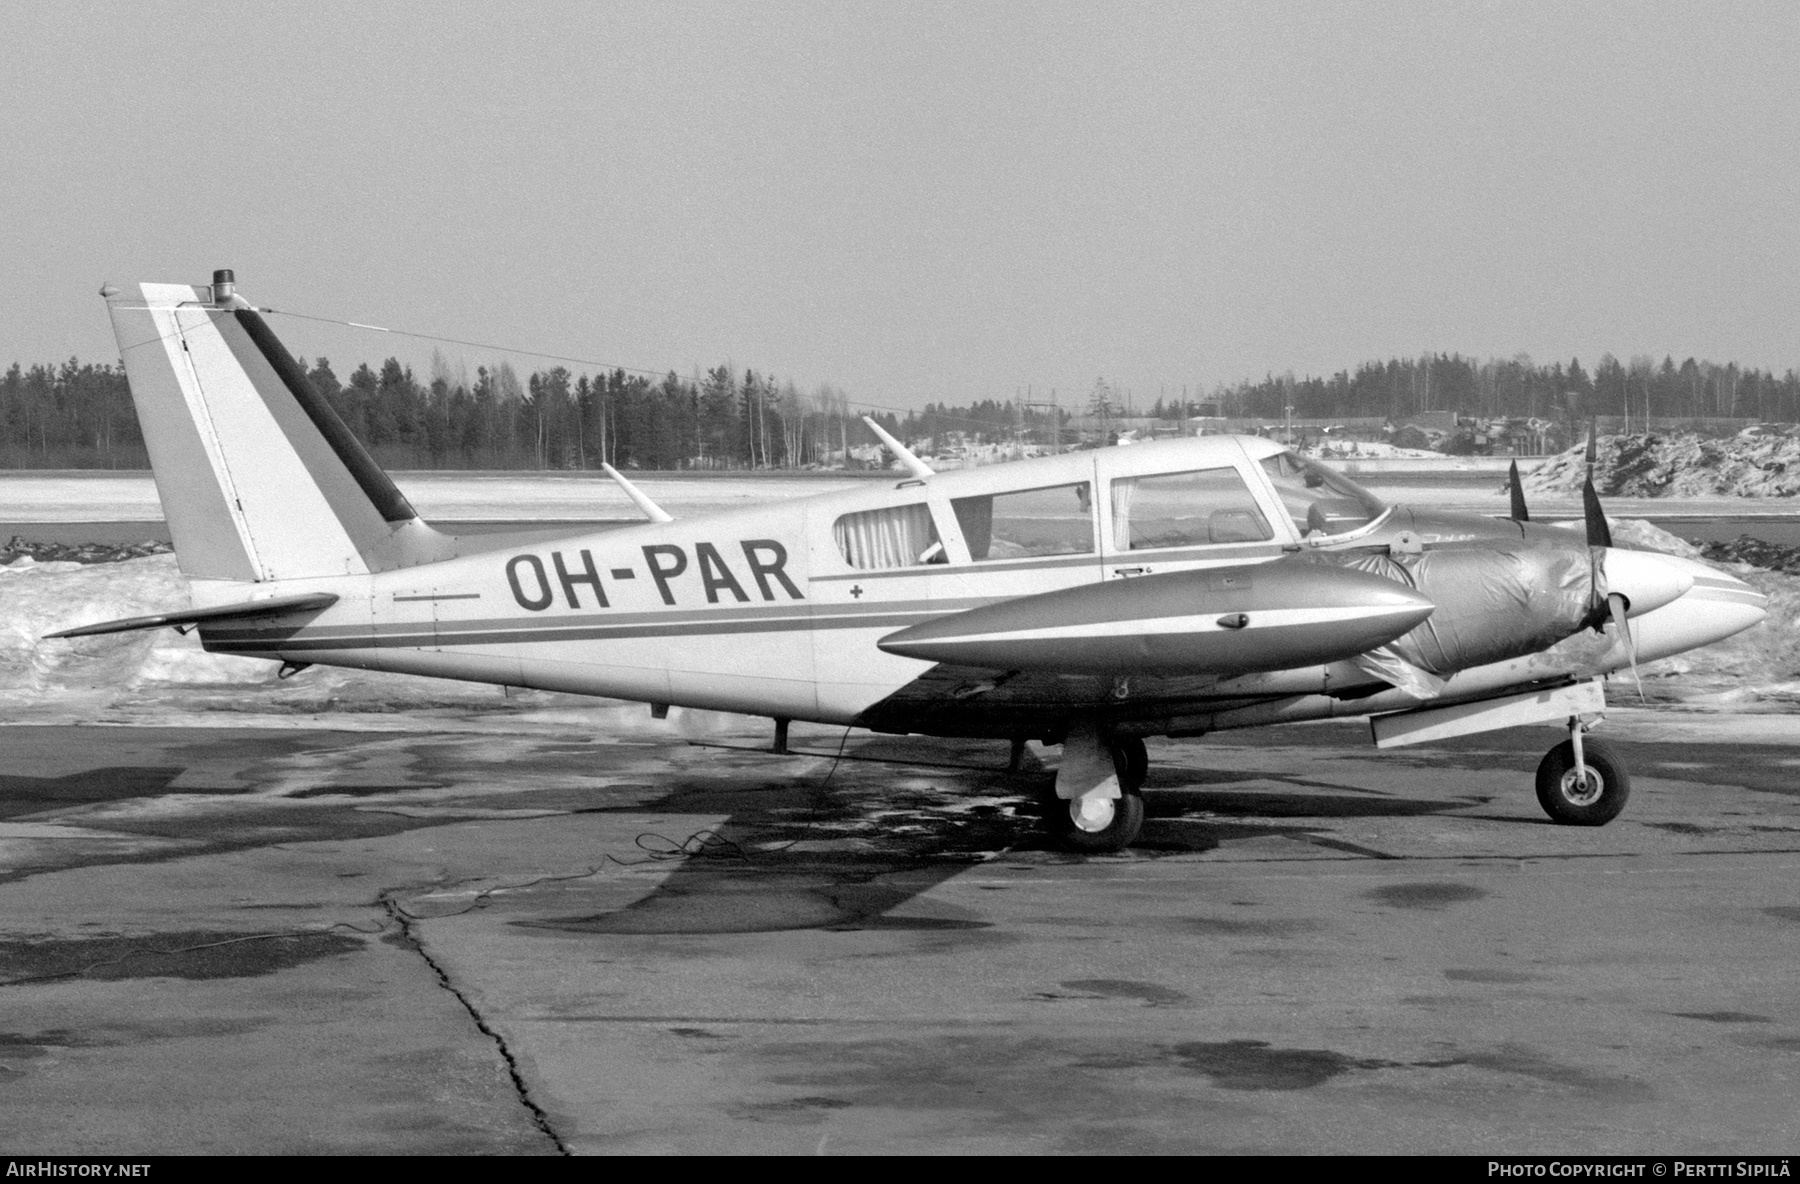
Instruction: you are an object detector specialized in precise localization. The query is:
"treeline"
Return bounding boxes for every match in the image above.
[6,350,1800,470]
[0,351,1067,470]
[1185,354,1800,431]
[298,356,869,471]
[0,355,888,471]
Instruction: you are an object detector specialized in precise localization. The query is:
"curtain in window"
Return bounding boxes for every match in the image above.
[834,503,939,569]
[1110,479,1138,546]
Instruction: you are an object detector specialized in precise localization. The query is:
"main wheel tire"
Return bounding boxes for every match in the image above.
[1535,737,1630,826]
[1043,786,1146,853]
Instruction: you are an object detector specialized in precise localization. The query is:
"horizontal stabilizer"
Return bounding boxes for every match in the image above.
[45,593,340,639]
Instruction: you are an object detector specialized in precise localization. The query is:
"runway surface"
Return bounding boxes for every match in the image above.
[2,709,1797,1154]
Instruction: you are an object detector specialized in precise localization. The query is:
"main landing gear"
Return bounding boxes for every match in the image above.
[1536,715,1630,826]
[1043,727,1147,853]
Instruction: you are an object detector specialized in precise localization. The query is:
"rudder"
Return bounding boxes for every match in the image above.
[105,272,452,582]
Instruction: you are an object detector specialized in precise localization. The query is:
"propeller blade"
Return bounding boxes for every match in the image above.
[1608,590,1646,704]
[1508,459,1529,521]
[1585,416,1599,478]
[1582,477,1613,549]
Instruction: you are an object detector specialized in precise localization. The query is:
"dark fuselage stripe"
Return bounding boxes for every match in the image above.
[202,594,1003,645]
[204,609,944,653]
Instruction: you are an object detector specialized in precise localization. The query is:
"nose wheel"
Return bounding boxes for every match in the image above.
[1536,719,1630,825]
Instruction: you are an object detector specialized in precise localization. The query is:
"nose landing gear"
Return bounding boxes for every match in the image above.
[1536,715,1630,825]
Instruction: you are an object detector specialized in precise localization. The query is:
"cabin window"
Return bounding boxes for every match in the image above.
[833,503,947,569]
[1259,451,1387,536]
[1110,466,1273,550]
[952,482,1094,561]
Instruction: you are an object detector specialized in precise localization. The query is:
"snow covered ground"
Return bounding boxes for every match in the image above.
[2,520,1793,730]
[0,471,875,524]
[1303,441,1442,459]
[1531,430,1800,499]
[0,551,674,733]
[9,468,1796,537]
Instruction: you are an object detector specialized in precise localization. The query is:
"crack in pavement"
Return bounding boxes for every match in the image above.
[382,894,570,1156]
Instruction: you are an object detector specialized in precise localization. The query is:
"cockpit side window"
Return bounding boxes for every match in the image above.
[833,503,947,569]
[952,482,1094,561]
[1258,451,1387,536]
[1111,467,1273,550]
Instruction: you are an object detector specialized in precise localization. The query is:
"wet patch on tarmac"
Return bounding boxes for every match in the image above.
[0,929,364,983]
[520,865,990,936]
[1170,1039,1399,1090]
[1050,979,1190,1006]
[0,766,210,820]
[728,1095,853,1123]
[1168,1039,1648,1100]
[1670,1011,1773,1024]
[1178,916,1323,937]
[0,801,467,886]
[1454,1045,1653,1101]
[1364,881,1488,910]
[0,1029,88,1077]
[737,1027,1648,1140]
[287,783,452,799]
[1646,822,1717,836]
[736,1033,1253,1150]
[0,1030,74,1061]
[1444,968,1544,984]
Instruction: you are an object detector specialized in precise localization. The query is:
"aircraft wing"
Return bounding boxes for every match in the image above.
[44,593,341,639]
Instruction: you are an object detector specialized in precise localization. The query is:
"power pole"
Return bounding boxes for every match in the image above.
[1021,389,1060,455]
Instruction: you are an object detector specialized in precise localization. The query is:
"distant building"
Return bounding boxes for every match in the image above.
[1400,410,1458,434]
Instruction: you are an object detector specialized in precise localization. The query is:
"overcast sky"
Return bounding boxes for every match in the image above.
[3,2,1797,411]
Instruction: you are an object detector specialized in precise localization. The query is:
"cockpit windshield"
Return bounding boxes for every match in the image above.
[1259,451,1388,537]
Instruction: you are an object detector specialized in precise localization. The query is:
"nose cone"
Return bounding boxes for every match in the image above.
[1600,548,1695,617]
[1616,554,1768,666]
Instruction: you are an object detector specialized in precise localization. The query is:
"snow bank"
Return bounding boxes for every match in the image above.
[1635,563,1800,708]
[0,554,265,694]
[1306,442,1441,459]
[1528,430,1800,498]
[0,554,558,725]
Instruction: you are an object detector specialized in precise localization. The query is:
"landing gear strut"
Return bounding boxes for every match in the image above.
[1042,727,1147,853]
[1536,715,1630,826]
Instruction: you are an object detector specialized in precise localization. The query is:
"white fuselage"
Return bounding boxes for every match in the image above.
[195,436,1766,732]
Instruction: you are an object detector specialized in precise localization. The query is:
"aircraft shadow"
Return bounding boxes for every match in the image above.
[530,749,1494,933]
[0,767,191,821]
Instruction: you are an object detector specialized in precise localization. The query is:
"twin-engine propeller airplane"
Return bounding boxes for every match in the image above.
[54,272,1768,851]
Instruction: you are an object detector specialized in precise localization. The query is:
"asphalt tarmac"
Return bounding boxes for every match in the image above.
[2,709,1797,1155]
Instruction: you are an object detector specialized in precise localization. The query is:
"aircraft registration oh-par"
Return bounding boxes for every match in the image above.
[54,271,1768,851]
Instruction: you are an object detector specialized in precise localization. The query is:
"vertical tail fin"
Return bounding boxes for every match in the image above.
[105,274,451,581]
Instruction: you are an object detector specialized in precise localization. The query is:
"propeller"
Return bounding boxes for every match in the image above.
[1508,459,1529,522]
[1582,416,1612,548]
[1607,589,1646,703]
[1583,421,1643,700]
[1582,476,1613,549]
